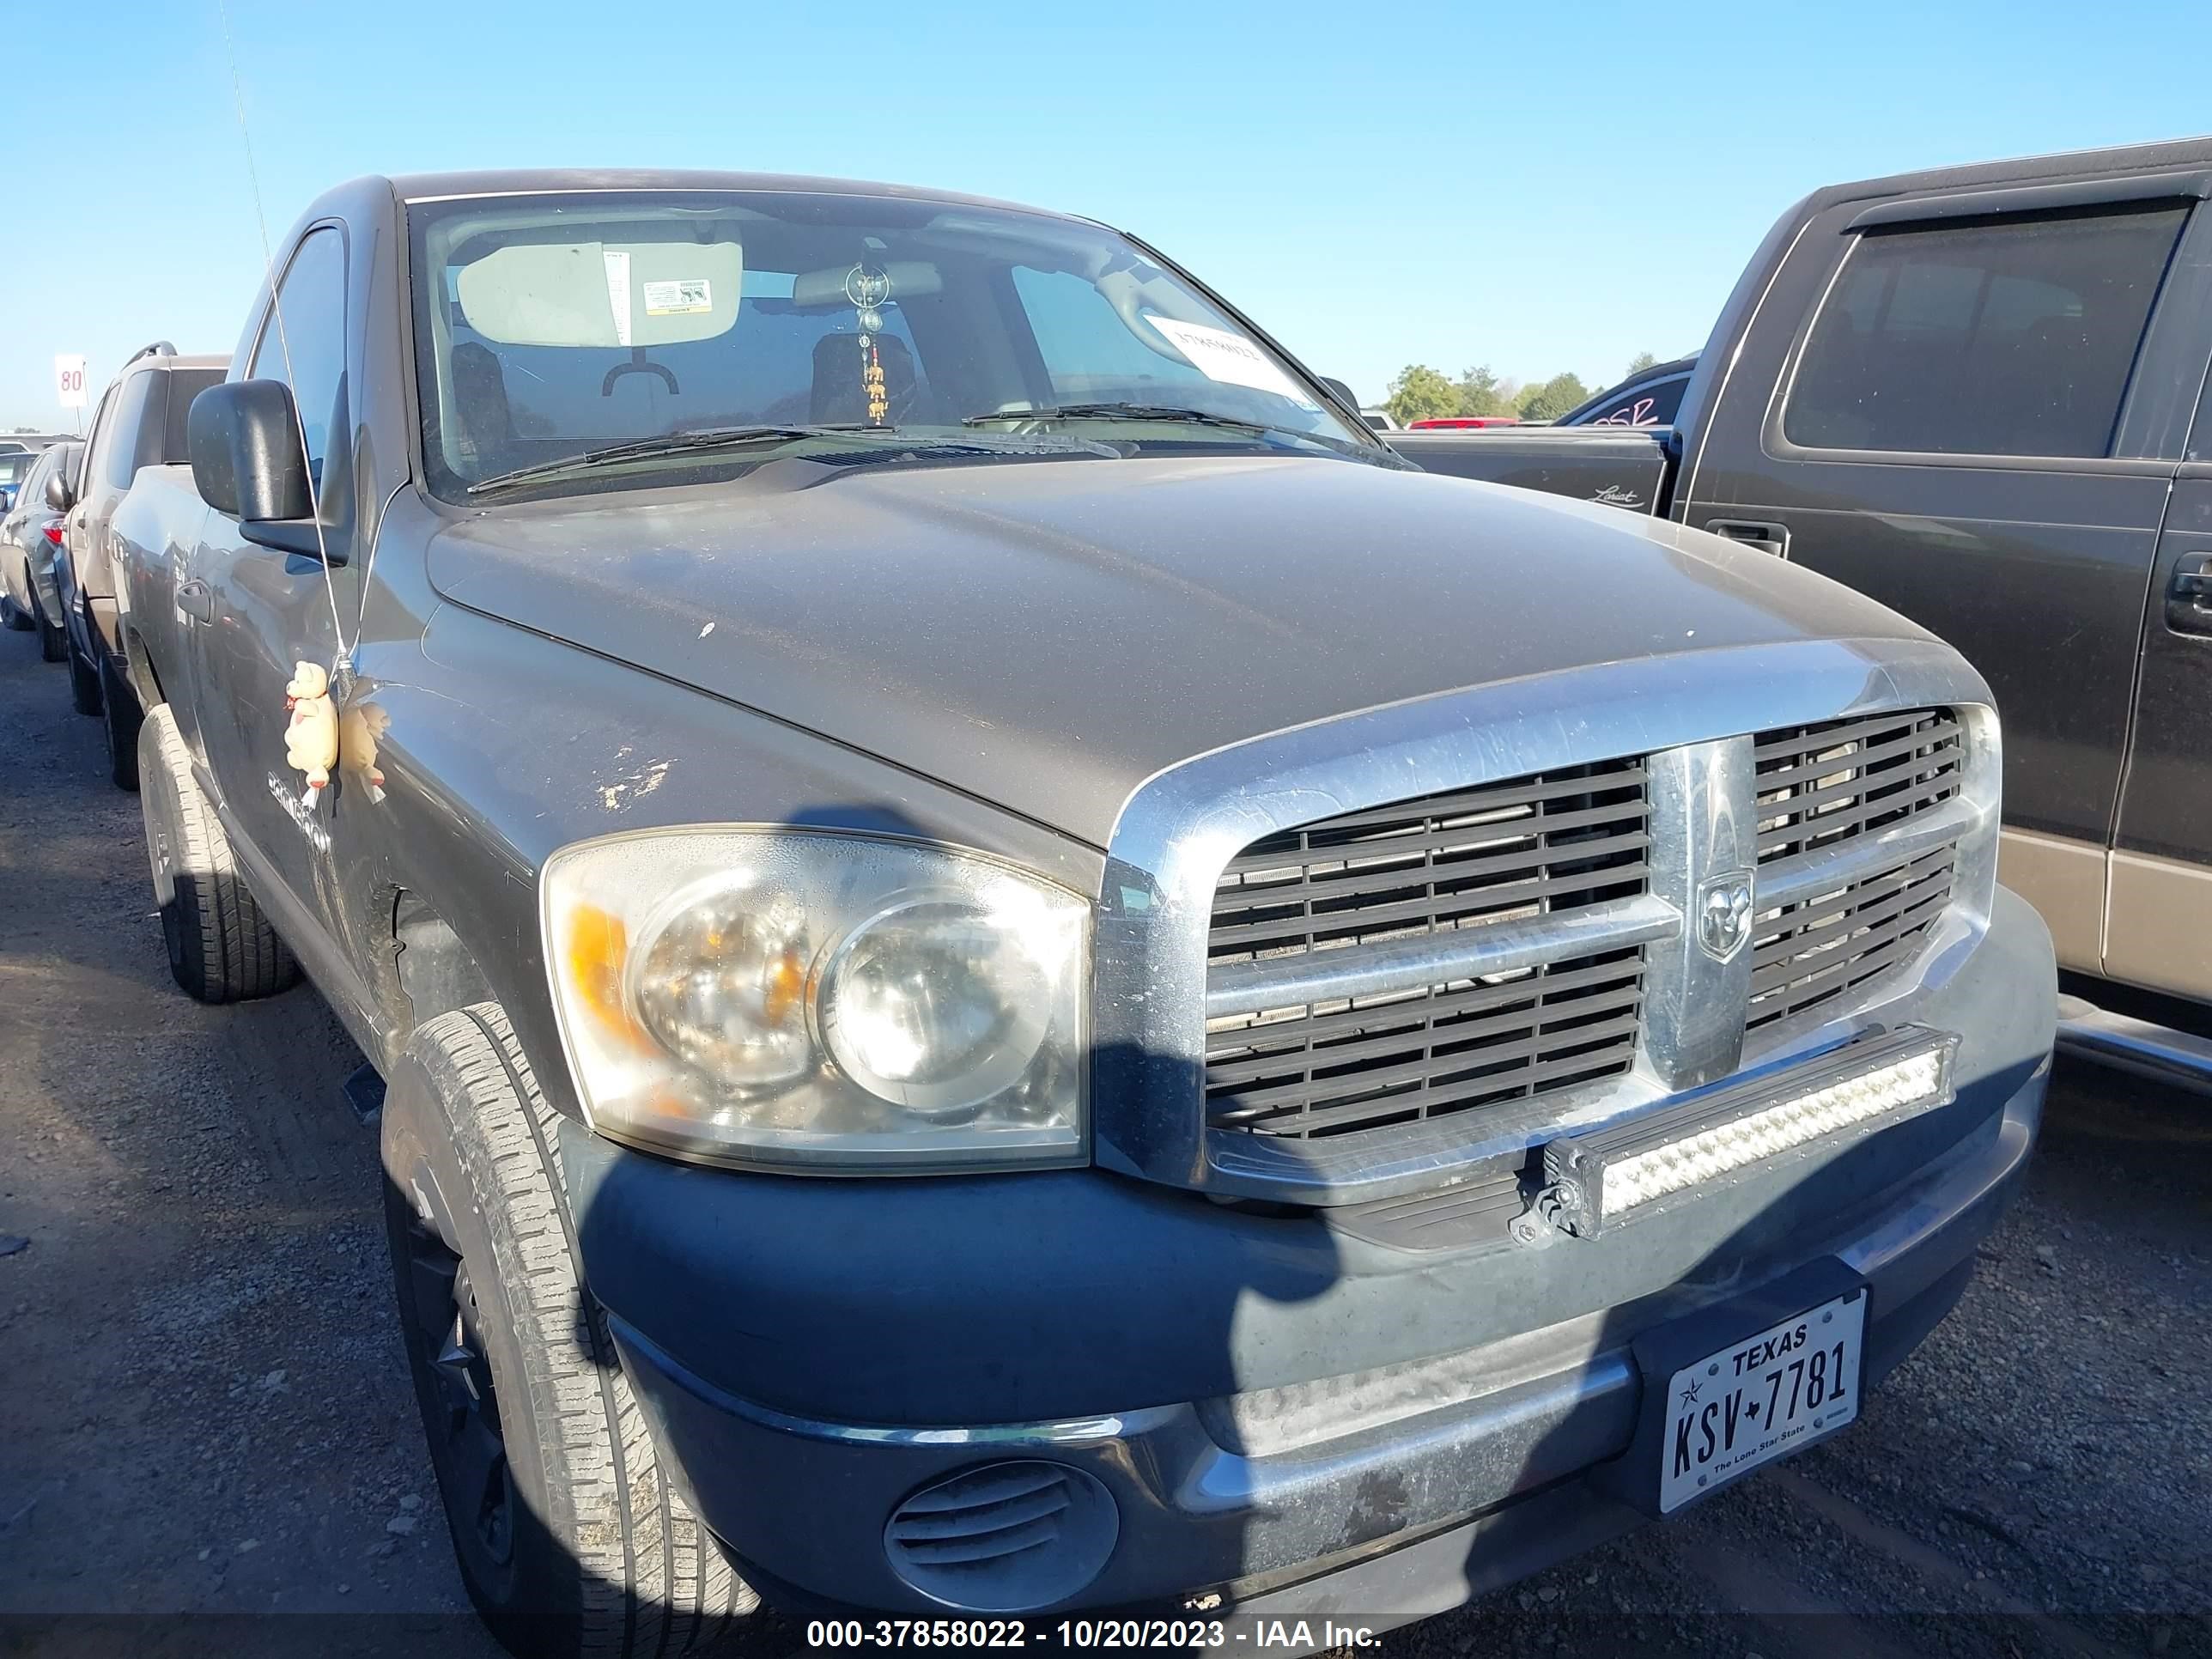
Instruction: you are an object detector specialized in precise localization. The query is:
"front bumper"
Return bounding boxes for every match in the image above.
[568,889,2052,1620]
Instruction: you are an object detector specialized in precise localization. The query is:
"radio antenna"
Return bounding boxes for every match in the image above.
[213,0,349,659]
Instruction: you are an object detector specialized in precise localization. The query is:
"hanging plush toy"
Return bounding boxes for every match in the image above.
[284,661,340,804]
[339,700,390,805]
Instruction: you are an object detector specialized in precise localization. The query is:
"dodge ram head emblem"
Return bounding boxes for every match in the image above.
[1696,872,1756,963]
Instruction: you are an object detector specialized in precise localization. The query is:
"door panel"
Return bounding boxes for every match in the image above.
[1996,827,2106,973]
[2113,465,2212,869]
[191,528,347,901]
[190,224,359,950]
[2104,851,2212,1000]
[1717,474,2168,843]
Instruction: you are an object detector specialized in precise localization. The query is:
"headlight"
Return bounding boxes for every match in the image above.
[541,829,1087,1172]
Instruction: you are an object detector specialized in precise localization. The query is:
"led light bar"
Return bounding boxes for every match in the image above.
[1542,1028,1958,1237]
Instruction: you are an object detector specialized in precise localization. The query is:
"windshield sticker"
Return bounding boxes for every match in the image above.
[1143,316,1319,410]
[601,250,635,347]
[643,278,713,317]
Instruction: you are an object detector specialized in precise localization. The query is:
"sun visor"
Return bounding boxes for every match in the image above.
[457,240,744,348]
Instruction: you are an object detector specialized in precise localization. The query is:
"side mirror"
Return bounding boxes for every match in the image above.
[187,380,337,561]
[1320,376,1362,411]
[0,485,15,513]
[44,470,71,513]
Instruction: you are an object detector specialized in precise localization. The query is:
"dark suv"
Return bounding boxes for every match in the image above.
[53,342,225,787]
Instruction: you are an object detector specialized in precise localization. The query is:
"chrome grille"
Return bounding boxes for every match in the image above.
[1205,760,1649,1139]
[1748,709,1964,1030]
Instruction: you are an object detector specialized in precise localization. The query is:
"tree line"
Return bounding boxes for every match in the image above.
[1384,352,1658,424]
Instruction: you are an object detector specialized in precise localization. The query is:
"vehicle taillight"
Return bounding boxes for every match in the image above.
[43,526,62,544]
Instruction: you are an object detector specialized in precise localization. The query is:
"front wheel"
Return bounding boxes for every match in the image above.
[382,1004,757,1659]
[1,592,31,632]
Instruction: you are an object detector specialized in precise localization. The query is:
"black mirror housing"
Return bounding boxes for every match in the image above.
[189,379,312,524]
[1321,376,1362,412]
[44,470,72,513]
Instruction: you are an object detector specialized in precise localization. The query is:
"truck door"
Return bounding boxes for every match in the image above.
[2107,359,2212,1000]
[189,225,358,956]
[1680,182,2206,975]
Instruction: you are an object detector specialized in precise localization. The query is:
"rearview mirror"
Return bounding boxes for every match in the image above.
[188,380,333,559]
[44,470,71,513]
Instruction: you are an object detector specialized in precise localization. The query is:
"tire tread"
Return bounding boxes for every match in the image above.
[410,1003,755,1658]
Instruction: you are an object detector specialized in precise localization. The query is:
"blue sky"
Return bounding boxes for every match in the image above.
[4,0,2208,428]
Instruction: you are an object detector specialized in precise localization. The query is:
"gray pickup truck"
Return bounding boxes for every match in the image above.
[1395,137,2212,1085]
[112,168,2053,1656]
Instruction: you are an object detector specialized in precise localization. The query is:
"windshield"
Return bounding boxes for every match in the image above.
[406,190,1376,500]
[0,451,38,487]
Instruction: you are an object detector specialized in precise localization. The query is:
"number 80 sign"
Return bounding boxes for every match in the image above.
[54,354,88,409]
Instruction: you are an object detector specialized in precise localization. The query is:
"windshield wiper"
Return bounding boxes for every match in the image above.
[963,403,1272,434]
[465,423,884,495]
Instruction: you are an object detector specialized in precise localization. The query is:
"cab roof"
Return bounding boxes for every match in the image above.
[1808,134,2212,212]
[381,167,1082,224]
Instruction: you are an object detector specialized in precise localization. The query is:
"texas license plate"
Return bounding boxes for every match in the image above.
[1658,1291,1865,1513]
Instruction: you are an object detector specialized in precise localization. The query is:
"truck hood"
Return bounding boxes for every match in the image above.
[426,454,1935,848]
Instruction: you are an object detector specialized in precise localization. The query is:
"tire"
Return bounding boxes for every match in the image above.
[137,703,301,1002]
[68,634,101,714]
[381,1003,756,1659]
[1,592,30,631]
[101,651,143,792]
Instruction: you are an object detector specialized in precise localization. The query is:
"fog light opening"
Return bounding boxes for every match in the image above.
[884,1460,1119,1612]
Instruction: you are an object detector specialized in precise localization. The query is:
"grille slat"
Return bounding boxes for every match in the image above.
[1231,768,1651,848]
[1755,720,1962,794]
[1747,705,1964,1031]
[1212,1041,1649,1137]
[1752,710,1958,764]
[1762,763,1959,831]
[1203,1008,1654,1110]
[1206,860,1654,953]
[1205,957,1645,1061]
[1205,759,1650,1139]
[1755,708,1965,865]
[1217,824,1651,912]
[1748,860,1954,997]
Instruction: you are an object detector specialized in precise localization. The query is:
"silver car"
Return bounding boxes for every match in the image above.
[0,441,82,662]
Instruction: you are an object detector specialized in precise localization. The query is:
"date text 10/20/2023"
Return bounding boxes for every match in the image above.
[803,1620,1384,1650]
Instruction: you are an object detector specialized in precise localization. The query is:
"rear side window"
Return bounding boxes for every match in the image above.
[1784,204,2187,459]
[161,368,226,464]
[99,371,155,489]
[1579,374,1690,428]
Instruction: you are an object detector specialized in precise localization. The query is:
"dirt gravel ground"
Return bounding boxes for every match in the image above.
[1,629,2207,1659]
